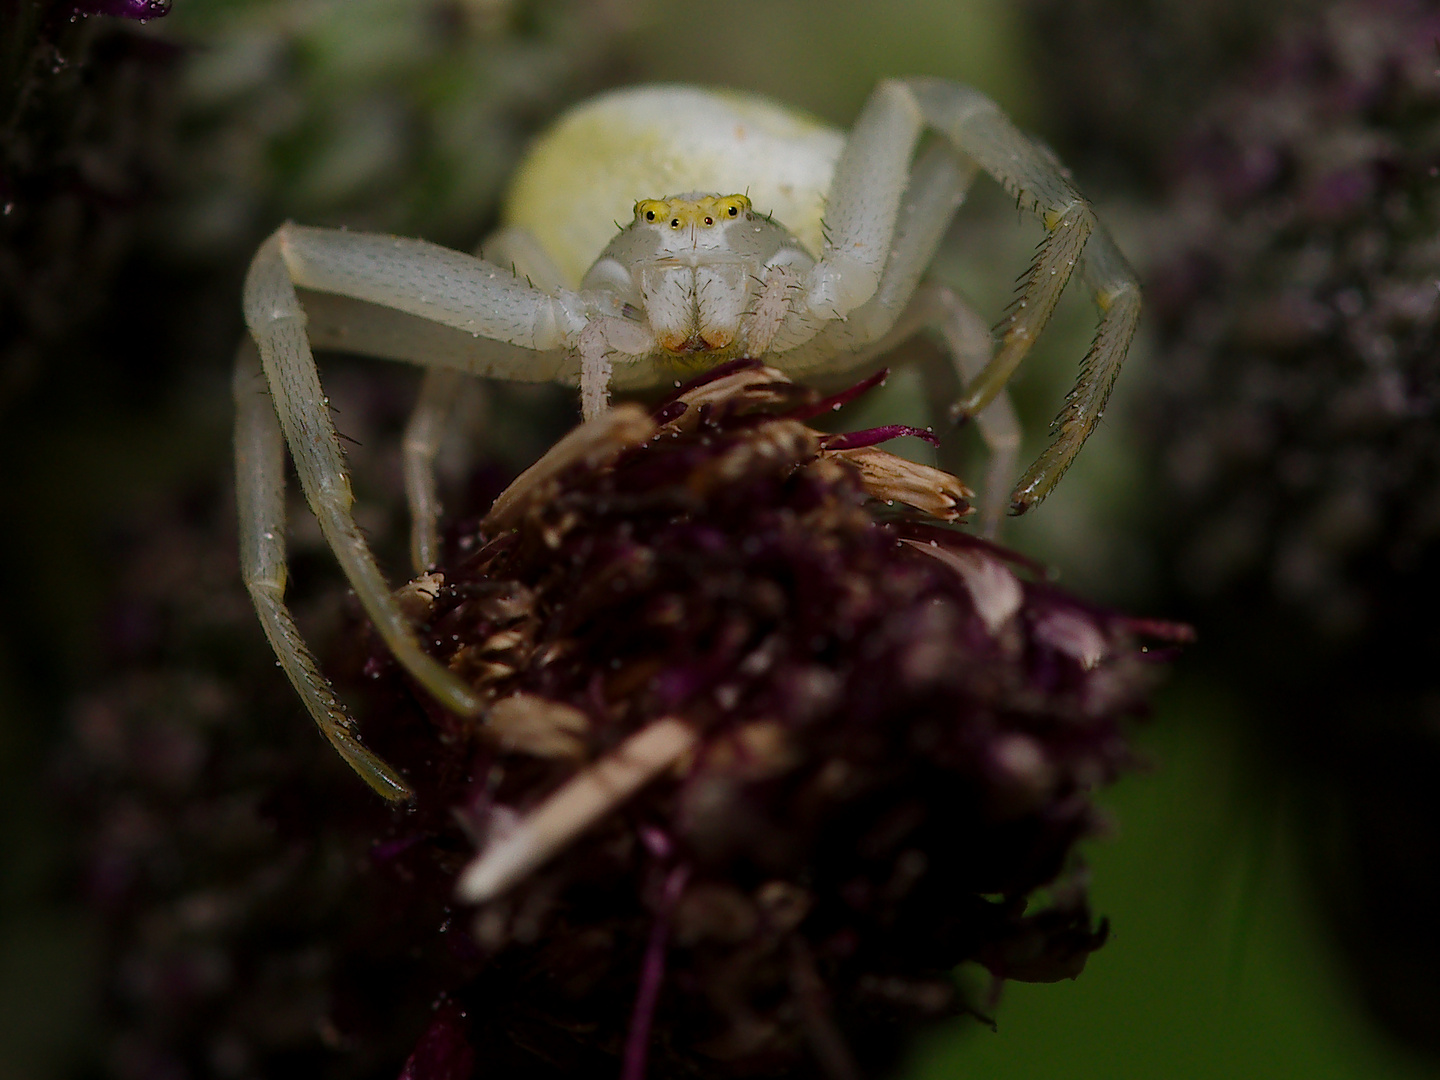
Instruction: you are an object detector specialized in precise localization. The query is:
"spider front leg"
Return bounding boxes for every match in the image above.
[234,343,413,800]
[241,223,599,792]
[772,138,1019,531]
[903,78,1141,513]
[914,284,1022,536]
[245,230,491,726]
[787,79,1139,515]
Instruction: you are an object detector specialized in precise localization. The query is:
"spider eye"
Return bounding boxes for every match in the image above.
[723,194,753,219]
[704,216,714,225]
[671,218,681,228]
[645,210,655,221]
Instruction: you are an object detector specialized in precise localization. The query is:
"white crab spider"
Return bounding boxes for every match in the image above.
[234,80,1140,801]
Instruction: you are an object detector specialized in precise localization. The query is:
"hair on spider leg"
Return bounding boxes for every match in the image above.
[1009,191,1045,223]
[1015,234,1054,277]
[1003,244,1053,298]
[993,303,1029,337]
[1069,325,1111,389]
[1001,275,1043,314]
[992,309,1026,339]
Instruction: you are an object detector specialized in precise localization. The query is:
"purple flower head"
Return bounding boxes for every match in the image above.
[347,363,1191,1079]
[68,364,1185,1080]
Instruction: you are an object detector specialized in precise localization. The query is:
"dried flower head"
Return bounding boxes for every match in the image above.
[345,361,1190,1079]
[68,362,1185,1079]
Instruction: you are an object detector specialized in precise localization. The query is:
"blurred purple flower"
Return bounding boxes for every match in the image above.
[61,0,168,20]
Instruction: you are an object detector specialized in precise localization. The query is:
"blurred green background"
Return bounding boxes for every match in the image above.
[915,682,1438,1080]
[3,0,1437,1077]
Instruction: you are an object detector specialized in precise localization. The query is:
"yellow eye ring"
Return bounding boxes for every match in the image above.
[634,199,668,224]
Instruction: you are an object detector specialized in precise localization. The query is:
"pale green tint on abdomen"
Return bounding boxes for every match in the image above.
[503,86,844,288]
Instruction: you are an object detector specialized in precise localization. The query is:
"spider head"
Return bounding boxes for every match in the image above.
[619,193,757,355]
[586,192,810,360]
